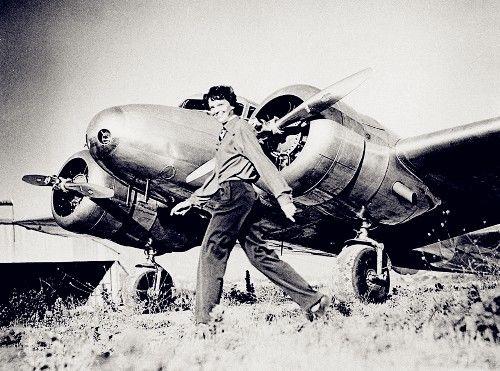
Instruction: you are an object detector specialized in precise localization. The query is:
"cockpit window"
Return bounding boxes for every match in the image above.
[180,99,208,111]
[180,98,245,117]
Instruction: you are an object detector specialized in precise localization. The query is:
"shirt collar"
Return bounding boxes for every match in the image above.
[223,115,239,127]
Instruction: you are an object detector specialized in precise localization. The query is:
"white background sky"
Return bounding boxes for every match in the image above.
[1,0,499,218]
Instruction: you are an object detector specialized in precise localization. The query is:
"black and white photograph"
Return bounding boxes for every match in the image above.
[1,1,499,369]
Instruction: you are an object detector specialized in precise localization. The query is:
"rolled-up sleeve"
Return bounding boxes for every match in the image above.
[236,123,292,203]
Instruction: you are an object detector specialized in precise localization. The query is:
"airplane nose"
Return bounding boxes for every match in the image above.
[86,106,127,159]
[86,104,218,187]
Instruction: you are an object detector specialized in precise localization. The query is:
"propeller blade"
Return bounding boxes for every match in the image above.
[276,67,373,129]
[22,174,56,186]
[63,182,115,198]
[23,174,113,198]
[186,158,216,183]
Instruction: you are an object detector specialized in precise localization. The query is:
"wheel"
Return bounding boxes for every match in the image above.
[122,267,174,313]
[332,244,390,303]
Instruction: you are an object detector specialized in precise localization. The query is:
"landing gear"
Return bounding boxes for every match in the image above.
[123,246,174,313]
[332,221,391,303]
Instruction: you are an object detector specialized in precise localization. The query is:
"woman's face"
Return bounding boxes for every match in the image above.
[208,98,233,124]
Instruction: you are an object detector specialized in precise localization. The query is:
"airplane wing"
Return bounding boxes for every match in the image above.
[0,215,125,258]
[396,117,500,233]
[415,225,500,272]
[0,216,82,238]
[372,118,500,273]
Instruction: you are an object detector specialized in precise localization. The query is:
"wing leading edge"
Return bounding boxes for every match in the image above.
[0,216,78,238]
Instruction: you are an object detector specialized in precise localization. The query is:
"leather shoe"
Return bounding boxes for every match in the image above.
[306,295,331,321]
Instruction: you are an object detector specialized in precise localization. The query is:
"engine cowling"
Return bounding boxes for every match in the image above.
[52,150,205,253]
[252,85,364,204]
[52,150,127,234]
[253,85,439,225]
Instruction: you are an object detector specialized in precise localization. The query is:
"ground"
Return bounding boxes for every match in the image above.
[0,249,499,370]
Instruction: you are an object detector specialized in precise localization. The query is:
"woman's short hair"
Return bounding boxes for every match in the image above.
[204,85,237,107]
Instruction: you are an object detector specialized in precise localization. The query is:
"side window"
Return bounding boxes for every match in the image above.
[233,102,244,117]
[246,106,256,120]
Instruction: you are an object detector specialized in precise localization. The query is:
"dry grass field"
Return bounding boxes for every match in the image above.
[0,249,499,370]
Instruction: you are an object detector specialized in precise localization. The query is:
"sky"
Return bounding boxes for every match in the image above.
[1,0,499,218]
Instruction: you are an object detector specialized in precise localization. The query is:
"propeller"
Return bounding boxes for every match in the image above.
[22,174,57,187]
[186,158,216,183]
[61,182,114,198]
[275,67,373,130]
[22,174,114,198]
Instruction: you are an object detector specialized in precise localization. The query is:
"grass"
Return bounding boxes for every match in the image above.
[0,271,499,370]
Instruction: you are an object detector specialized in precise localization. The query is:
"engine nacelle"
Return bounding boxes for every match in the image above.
[52,150,205,253]
[253,85,439,225]
[252,85,364,202]
[52,150,127,235]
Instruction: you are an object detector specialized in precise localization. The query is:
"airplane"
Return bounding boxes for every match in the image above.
[14,68,500,309]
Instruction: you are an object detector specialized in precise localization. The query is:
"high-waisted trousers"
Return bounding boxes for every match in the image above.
[195,180,322,324]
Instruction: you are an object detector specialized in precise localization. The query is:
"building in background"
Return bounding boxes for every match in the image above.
[0,201,128,323]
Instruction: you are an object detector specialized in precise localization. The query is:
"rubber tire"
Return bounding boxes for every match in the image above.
[123,267,174,314]
[332,244,390,303]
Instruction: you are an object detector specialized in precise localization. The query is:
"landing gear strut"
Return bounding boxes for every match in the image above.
[123,243,174,313]
[333,220,391,303]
